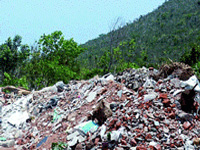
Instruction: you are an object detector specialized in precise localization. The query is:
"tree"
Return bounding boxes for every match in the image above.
[23,31,84,89]
[107,17,128,72]
[0,35,30,83]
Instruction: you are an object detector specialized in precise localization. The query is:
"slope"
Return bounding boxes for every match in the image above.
[80,0,200,68]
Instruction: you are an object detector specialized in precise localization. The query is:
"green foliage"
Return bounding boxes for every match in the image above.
[22,31,84,89]
[2,72,29,89]
[51,142,68,150]
[193,62,200,78]
[80,0,200,68]
[0,31,84,90]
[180,44,200,66]
[0,35,30,86]
[115,62,139,73]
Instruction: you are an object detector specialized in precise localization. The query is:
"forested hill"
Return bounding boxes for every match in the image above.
[80,0,200,69]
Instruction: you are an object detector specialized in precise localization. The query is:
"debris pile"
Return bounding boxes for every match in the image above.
[152,62,194,81]
[0,63,200,150]
[114,67,158,90]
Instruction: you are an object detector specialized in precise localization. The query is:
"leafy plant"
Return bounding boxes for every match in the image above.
[51,142,68,150]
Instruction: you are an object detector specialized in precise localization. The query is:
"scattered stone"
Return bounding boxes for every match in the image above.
[0,64,200,149]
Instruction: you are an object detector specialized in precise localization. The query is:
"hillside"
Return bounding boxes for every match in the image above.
[80,0,200,69]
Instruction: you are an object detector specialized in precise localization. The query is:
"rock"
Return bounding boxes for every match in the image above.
[110,131,121,142]
[68,136,78,147]
[180,85,196,113]
[1,64,200,149]
[101,73,114,81]
[180,75,200,92]
[52,123,62,133]
[86,91,97,103]
[171,78,181,88]
[67,131,81,141]
[153,62,194,81]
[143,78,156,89]
[0,139,15,147]
[100,125,106,139]
[55,81,65,92]
[177,111,193,122]
[75,143,83,150]
[110,103,118,111]
[144,93,157,102]
[14,130,23,138]
[94,138,99,145]
[117,90,123,98]
[116,121,121,128]
[154,121,160,126]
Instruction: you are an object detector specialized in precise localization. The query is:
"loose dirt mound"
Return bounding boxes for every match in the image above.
[152,62,194,81]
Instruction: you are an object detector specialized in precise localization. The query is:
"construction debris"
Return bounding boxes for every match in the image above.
[0,63,200,149]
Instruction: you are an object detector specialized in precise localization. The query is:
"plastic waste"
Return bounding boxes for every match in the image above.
[180,75,200,92]
[74,120,99,134]
[56,81,65,92]
[36,136,48,148]
[80,121,98,133]
[52,108,61,123]
[0,137,6,141]
[46,96,59,109]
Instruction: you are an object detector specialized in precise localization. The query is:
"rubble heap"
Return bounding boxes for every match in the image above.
[0,64,200,150]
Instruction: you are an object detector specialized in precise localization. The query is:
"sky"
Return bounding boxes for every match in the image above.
[0,0,166,45]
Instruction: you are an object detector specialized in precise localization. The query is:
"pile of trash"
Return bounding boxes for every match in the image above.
[0,62,200,150]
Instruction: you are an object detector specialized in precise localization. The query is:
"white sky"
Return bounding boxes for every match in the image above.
[0,0,166,45]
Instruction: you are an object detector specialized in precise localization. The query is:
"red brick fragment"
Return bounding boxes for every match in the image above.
[145,134,152,140]
[121,139,127,145]
[170,143,175,148]
[159,93,168,99]
[109,118,116,127]
[94,138,99,145]
[171,103,176,108]
[183,121,191,130]
[157,80,163,84]
[154,144,161,150]
[130,138,137,146]
[149,67,154,71]
[168,112,175,119]
[17,138,23,145]
[127,116,132,120]
[136,146,147,150]
[162,99,171,107]
[138,87,143,91]
[115,121,121,128]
